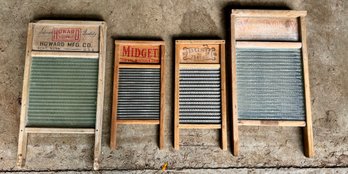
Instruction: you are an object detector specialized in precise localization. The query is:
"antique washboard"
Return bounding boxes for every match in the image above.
[110,41,165,149]
[174,40,227,150]
[231,10,314,157]
[17,20,106,170]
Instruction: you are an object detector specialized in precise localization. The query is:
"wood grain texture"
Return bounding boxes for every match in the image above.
[174,42,180,150]
[220,42,227,151]
[115,40,165,45]
[300,16,315,158]
[159,45,166,149]
[17,23,34,167]
[235,17,299,41]
[93,22,107,170]
[236,41,302,49]
[231,14,239,156]
[179,64,220,69]
[232,10,307,17]
[117,120,160,125]
[238,120,306,127]
[176,40,225,44]
[118,64,160,68]
[25,128,95,134]
[31,51,99,58]
[179,124,221,129]
[36,20,106,25]
[110,43,120,150]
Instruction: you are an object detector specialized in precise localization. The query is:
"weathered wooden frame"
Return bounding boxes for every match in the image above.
[17,20,107,170]
[110,40,166,149]
[230,10,314,157]
[174,40,227,150]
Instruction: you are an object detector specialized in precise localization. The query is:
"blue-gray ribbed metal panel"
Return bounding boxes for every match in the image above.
[27,57,98,128]
[179,68,222,124]
[236,48,305,121]
[117,68,161,120]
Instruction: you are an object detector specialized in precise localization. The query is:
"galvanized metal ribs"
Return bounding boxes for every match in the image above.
[179,68,222,124]
[117,68,161,120]
[236,48,305,121]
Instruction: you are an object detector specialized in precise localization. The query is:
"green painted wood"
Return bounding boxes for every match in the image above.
[27,57,98,128]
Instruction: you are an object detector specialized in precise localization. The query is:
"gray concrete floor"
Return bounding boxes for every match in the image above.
[0,0,347,173]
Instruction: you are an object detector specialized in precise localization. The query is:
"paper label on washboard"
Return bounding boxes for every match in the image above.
[236,48,305,121]
[178,44,220,64]
[32,25,100,52]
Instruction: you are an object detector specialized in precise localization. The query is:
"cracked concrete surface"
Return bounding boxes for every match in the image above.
[0,0,347,173]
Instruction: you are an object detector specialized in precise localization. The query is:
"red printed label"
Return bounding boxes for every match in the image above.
[52,28,81,42]
[118,45,160,63]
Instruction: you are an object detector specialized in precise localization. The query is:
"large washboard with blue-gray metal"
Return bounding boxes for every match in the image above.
[174,40,227,150]
[110,41,165,150]
[231,10,314,157]
[17,21,106,170]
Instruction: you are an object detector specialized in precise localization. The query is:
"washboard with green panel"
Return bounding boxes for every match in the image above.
[17,20,106,170]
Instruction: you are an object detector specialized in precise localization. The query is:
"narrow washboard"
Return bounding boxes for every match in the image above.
[110,41,165,149]
[236,48,305,121]
[17,20,106,170]
[231,10,314,157]
[175,40,227,150]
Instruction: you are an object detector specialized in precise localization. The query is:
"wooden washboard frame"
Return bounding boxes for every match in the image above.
[174,40,227,150]
[17,20,106,170]
[230,10,314,157]
[110,40,166,149]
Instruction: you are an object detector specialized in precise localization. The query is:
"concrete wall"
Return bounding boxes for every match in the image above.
[0,0,347,172]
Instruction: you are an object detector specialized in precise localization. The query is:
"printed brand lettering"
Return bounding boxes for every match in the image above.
[39,27,52,35]
[82,30,97,36]
[182,45,217,61]
[39,42,92,47]
[52,28,81,42]
[122,46,159,58]
[39,41,65,47]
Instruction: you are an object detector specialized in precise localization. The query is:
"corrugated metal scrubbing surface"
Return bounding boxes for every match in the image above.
[27,57,98,128]
[179,68,222,124]
[117,68,161,120]
[236,48,305,121]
